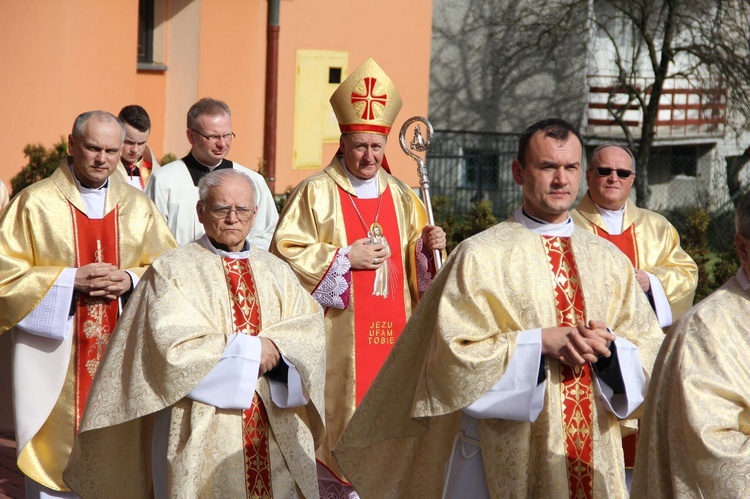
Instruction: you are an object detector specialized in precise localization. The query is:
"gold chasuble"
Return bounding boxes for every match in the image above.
[271,157,429,480]
[333,220,663,498]
[572,193,699,469]
[0,161,176,492]
[572,193,697,321]
[584,224,641,468]
[632,270,750,498]
[64,243,326,498]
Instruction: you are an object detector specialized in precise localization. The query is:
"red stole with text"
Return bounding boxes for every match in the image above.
[222,257,273,498]
[542,236,594,499]
[590,223,640,468]
[339,186,407,404]
[70,205,120,434]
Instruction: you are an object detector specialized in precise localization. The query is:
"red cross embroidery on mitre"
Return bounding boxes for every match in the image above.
[351,77,387,120]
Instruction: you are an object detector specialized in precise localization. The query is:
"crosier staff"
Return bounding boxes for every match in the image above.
[399,116,442,270]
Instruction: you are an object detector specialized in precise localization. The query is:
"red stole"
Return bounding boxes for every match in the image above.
[222,257,273,498]
[590,224,640,468]
[591,224,638,266]
[542,236,594,499]
[339,186,407,404]
[70,205,120,434]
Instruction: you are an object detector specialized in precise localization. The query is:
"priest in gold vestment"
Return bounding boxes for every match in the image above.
[65,169,326,498]
[572,144,697,478]
[572,144,697,328]
[271,58,445,495]
[334,119,664,498]
[0,111,177,498]
[631,192,750,498]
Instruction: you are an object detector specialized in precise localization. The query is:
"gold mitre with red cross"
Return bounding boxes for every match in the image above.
[330,58,402,135]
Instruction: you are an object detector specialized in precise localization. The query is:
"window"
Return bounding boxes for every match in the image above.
[329,67,342,84]
[138,0,154,63]
[463,148,499,189]
[648,144,715,184]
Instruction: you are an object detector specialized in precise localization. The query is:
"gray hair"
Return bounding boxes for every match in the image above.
[588,143,636,171]
[187,98,231,129]
[72,111,126,142]
[197,169,259,208]
[735,191,750,237]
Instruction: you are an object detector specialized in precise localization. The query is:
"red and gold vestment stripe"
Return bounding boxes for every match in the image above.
[542,236,594,499]
[222,257,273,498]
[70,205,120,434]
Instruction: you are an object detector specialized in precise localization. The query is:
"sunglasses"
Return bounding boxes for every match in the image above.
[595,167,635,179]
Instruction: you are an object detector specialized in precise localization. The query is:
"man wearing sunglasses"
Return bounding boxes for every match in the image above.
[572,144,698,328]
[145,98,279,249]
[572,143,698,485]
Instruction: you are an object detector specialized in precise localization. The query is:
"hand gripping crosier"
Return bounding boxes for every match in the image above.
[399,116,442,269]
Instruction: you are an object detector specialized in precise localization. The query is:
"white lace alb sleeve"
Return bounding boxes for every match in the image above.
[311,246,352,309]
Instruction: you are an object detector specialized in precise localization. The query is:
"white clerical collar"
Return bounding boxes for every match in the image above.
[197,234,250,259]
[70,165,108,219]
[514,207,574,237]
[342,160,379,199]
[593,201,626,235]
[737,266,750,291]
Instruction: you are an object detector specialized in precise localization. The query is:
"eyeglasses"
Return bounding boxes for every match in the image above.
[595,167,635,179]
[191,129,236,143]
[205,206,256,221]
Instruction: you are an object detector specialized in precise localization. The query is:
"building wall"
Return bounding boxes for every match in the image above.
[0,1,137,189]
[0,0,432,192]
[275,0,433,190]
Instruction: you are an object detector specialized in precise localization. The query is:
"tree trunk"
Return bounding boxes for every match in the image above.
[635,0,679,209]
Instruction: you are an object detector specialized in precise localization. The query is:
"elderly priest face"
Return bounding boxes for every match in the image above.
[196,170,259,252]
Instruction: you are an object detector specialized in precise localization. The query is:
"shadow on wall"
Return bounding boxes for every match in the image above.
[429,0,588,133]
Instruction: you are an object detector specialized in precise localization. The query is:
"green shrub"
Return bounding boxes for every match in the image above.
[678,206,739,302]
[681,207,711,302]
[11,138,68,196]
[433,196,498,253]
[160,153,177,165]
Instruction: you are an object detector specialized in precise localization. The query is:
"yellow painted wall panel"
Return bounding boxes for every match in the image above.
[293,50,348,169]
